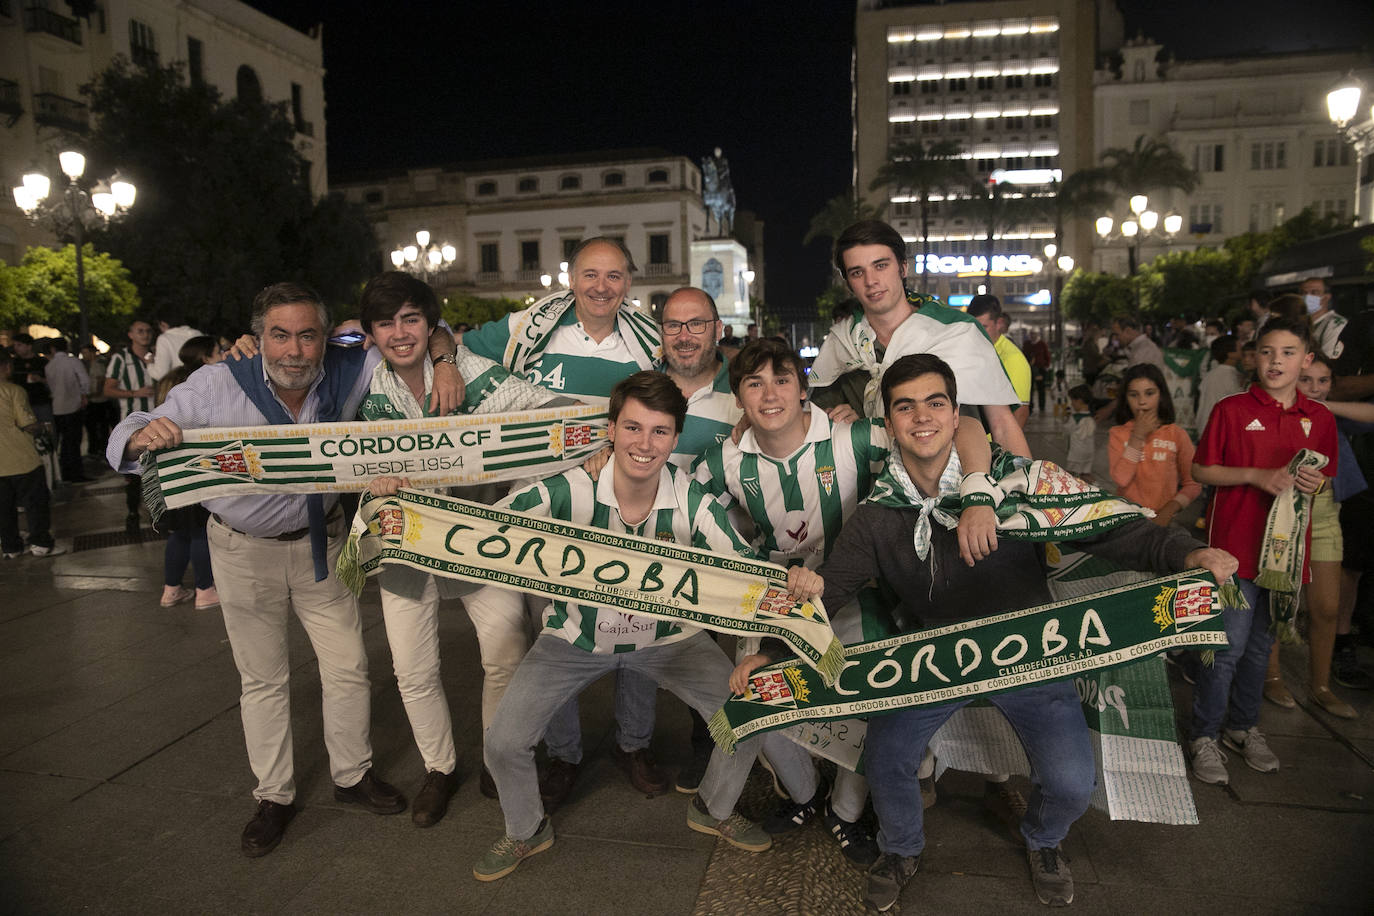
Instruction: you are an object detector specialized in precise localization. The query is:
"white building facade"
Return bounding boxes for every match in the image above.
[336,150,763,329]
[1093,39,1372,276]
[1,0,326,264]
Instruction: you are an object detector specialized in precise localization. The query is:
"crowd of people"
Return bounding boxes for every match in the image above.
[0,221,1369,911]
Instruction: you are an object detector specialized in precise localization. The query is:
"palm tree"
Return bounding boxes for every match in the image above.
[948,178,1042,288]
[1098,135,1199,199]
[868,140,967,293]
[804,192,884,248]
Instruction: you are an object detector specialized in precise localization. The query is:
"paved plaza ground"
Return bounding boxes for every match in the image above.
[1,412,1372,914]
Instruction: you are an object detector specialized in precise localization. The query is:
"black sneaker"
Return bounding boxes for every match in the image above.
[822,803,878,866]
[865,852,919,912]
[1333,641,1374,690]
[762,785,823,835]
[1027,845,1074,906]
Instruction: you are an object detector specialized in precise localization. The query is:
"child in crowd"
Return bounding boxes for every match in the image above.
[1107,363,1200,526]
[1188,317,1338,784]
[154,336,221,610]
[1064,385,1096,483]
[1262,355,1365,718]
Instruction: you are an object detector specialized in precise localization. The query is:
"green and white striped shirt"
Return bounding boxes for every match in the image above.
[502,462,755,653]
[669,355,741,470]
[466,308,645,405]
[694,405,893,642]
[105,348,152,419]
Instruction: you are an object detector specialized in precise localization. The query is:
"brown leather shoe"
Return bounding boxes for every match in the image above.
[613,746,669,796]
[480,765,499,799]
[411,770,455,827]
[241,800,296,857]
[538,759,580,812]
[334,769,407,815]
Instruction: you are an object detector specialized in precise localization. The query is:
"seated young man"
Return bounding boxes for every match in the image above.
[695,338,994,866]
[809,354,1237,911]
[476,370,819,881]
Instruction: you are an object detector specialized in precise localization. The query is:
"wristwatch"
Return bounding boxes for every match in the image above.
[434,353,458,367]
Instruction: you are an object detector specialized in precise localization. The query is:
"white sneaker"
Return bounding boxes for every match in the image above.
[1222,727,1280,773]
[1189,736,1230,785]
[29,545,66,558]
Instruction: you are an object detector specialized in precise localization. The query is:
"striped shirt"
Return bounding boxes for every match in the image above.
[466,308,644,405]
[669,355,741,470]
[105,348,153,419]
[501,462,755,653]
[694,404,892,642]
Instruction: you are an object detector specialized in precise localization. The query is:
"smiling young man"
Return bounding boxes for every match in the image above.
[808,354,1235,911]
[475,371,817,881]
[809,220,1029,459]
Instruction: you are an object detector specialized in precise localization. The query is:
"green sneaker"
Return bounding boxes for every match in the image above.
[473,817,554,881]
[686,795,771,852]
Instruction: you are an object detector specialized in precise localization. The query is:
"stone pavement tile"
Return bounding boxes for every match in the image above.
[117,712,258,798]
[1074,794,1374,909]
[0,782,229,914]
[1222,734,1374,809]
[1096,885,1364,916]
[0,772,102,843]
[484,830,705,916]
[0,583,88,622]
[874,868,1113,916]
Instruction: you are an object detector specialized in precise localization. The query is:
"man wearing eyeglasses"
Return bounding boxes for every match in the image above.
[657,287,741,470]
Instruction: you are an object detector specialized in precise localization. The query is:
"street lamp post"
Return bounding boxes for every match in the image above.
[1042,242,1074,350]
[1326,73,1374,224]
[12,150,136,344]
[390,229,456,282]
[1096,197,1182,306]
[742,267,756,331]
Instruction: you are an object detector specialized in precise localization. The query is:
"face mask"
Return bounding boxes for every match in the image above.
[1304,293,1323,314]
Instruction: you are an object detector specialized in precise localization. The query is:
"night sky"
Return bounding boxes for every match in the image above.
[243,0,1372,319]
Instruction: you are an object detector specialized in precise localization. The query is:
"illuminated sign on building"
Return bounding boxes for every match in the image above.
[913,253,1039,276]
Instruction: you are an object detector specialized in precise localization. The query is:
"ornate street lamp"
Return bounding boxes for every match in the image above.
[390,229,456,281]
[1326,73,1374,224]
[13,150,136,344]
[1095,195,1181,278]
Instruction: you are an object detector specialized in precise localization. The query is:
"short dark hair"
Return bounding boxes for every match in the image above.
[1257,314,1312,351]
[834,219,907,274]
[569,236,636,274]
[1267,293,1307,323]
[12,332,33,345]
[881,353,958,416]
[966,294,1002,320]
[1113,315,1142,332]
[1067,384,1093,405]
[609,371,687,432]
[1115,363,1175,425]
[250,282,329,338]
[50,337,69,353]
[1209,334,1236,363]
[359,271,440,334]
[728,339,806,395]
[179,335,219,368]
[0,350,11,369]
[1299,276,1327,291]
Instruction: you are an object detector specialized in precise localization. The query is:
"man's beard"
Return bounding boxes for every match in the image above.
[666,341,716,377]
[265,357,321,391]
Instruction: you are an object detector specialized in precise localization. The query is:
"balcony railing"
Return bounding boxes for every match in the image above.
[33,92,88,133]
[644,262,674,278]
[475,271,503,286]
[513,268,543,283]
[0,78,22,121]
[23,5,81,44]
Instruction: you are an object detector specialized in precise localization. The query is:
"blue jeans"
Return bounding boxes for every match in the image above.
[865,681,1095,856]
[541,667,660,763]
[1191,578,1271,739]
[485,631,815,840]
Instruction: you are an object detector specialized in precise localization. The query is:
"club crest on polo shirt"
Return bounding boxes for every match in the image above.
[1245,418,1265,432]
[816,465,835,496]
[1300,417,1312,437]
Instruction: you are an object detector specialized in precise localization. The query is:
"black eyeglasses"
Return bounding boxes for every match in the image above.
[662,318,713,336]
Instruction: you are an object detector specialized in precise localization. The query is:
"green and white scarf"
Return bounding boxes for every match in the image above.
[709,567,1237,753]
[140,405,610,519]
[504,290,661,377]
[337,487,846,683]
[357,348,553,422]
[1255,447,1329,643]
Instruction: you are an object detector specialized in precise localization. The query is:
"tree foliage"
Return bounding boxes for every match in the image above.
[1060,271,1135,325]
[1135,248,1237,320]
[441,293,526,330]
[0,245,140,342]
[82,59,375,332]
[870,141,966,293]
[1099,135,1199,198]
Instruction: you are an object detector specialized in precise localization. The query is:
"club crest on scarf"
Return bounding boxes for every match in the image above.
[185,441,263,480]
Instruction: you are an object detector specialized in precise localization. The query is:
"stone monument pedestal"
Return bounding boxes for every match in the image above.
[690,238,751,333]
